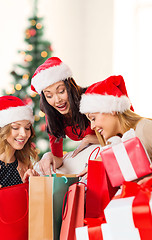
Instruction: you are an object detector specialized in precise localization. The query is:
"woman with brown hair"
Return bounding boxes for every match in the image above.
[31,57,100,175]
[0,95,38,187]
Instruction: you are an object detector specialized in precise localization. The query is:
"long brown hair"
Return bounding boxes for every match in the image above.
[40,78,90,139]
[0,124,38,165]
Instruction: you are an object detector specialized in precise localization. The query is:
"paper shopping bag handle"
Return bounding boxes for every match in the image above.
[88,147,101,161]
[0,188,28,224]
[62,181,87,220]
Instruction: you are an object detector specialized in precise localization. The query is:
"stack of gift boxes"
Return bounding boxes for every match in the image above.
[76,129,152,240]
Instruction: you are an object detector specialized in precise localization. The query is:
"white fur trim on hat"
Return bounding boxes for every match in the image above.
[0,105,34,127]
[31,62,72,94]
[80,94,131,114]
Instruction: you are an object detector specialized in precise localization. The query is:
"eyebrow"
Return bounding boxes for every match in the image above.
[12,122,31,126]
[43,84,65,93]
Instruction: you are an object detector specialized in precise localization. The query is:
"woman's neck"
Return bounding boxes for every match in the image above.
[63,113,73,125]
[0,150,16,163]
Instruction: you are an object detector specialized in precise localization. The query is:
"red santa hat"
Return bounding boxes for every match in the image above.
[80,75,134,114]
[0,96,34,128]
[31,57,73,94]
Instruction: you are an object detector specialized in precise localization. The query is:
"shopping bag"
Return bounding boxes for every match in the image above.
[0,182,29,240]
[85,147,118,218]
[60,182,85,240]
[29,175,79,240]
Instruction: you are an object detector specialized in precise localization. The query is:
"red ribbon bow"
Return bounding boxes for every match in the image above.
[116,179,152,240]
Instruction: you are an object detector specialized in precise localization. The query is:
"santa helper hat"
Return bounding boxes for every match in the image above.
[31,57,73,94]
[0,96,34,128]
[80,75,134,114]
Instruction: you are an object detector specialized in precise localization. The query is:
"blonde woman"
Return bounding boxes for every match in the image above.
[79,75,152,183]
[0,96,39,188]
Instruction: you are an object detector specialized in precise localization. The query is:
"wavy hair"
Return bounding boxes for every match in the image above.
[117,109,144,133]
[0,124,38,165]
[40,78,90,139]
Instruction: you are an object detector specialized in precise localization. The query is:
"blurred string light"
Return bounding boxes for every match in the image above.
[25,28,36,39]
[25,29,31,39]
[36,139,49,152]
[20,51,25,55]
[36,22,42,29]
[41,51,48,58]
[30,92,37,97]
[34,115,40,121]
[15,84,22,91]
[22,73,29,80]
[31,19,36,26]
[27,44,33,51]
[24,54,33,62]
[26,86,37,98]
[5,84,15,95]
[39,111,45,117]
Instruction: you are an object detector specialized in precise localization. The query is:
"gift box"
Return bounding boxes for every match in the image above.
[75,224,113,240]
[104,180,152,240]
[100,129,152,187]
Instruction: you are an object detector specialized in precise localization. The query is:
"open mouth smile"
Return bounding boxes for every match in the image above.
[56,103,67,111]
[15,139,25,143]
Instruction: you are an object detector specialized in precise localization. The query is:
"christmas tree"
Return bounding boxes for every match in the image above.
[3,0,53,158]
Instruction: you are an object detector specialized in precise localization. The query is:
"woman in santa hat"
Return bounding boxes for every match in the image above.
[31,57,101,175]
[79,75,152,183]
[0,95,39,188]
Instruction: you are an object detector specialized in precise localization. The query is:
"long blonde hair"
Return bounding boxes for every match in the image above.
[0,124,38,165]
[117,109,144,133]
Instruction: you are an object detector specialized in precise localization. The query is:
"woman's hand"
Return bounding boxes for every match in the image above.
[38,152,63,176]
[76,167,88,183]
[23,169,39,183]
[137,174,152,185]
[38,152,53,176]
[71,134,99,158]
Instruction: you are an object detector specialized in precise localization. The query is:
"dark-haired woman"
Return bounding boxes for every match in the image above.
[31,57,100,175]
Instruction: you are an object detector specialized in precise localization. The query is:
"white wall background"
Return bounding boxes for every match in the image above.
[0,0,152,117]
[113,0,152,117]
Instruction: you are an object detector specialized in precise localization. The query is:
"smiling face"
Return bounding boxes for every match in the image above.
[7,120,32,151]
[86,112,123,140]
[43,81,70,115]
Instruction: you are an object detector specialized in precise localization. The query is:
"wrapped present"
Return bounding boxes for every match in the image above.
[100,129,152,187]
[75,224,113,240]
[104,180,152,240]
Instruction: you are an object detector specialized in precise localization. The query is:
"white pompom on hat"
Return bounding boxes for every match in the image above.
[0,96,34,128]
[80,75,134,114]
[31,57,73,94]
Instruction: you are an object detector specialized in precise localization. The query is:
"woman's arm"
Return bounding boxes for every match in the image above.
[71,134,100,157]
[36,133,64,175]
